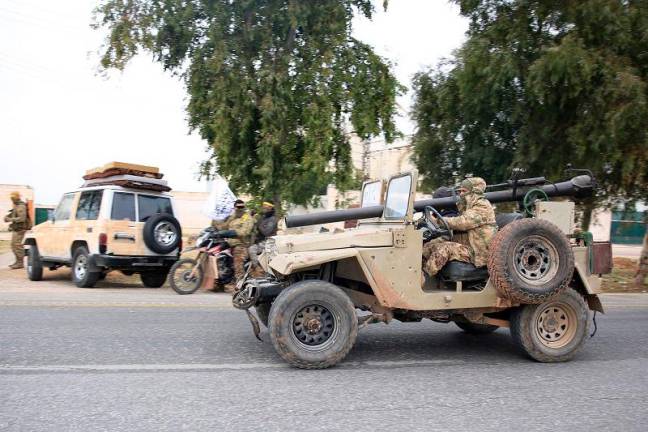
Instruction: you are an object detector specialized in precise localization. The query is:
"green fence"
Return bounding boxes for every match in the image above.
[610,211,646,245]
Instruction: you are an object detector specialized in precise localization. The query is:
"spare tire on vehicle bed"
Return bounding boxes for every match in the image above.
[143,213,182,254]
[487,218,574,304]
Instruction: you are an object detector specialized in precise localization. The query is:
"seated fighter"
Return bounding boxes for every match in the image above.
[422,177,497,277]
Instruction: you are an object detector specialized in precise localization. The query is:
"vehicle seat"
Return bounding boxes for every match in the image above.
[495,212,523,229]
[440,261,488,282]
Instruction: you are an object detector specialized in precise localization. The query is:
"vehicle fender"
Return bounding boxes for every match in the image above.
[269,249,359,275]
[573,262,605,313]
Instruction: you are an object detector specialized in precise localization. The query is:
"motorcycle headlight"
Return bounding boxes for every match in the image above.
[196,232,209,248]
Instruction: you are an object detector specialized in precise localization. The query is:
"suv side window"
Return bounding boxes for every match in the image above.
[111,192,136,221]
[138,195,173,222]
[75,190,104,220]
[54,193,75,221]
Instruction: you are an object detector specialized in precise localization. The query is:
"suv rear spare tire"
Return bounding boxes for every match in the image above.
[143,213,181,254]
[488,219,574,304]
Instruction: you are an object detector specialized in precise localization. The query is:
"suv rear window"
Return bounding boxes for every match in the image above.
[76,190,103,220]
[111,192,135,221]
[138,195,173,222]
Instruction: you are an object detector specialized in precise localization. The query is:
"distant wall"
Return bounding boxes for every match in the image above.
[171,191,211,235]
[0,184,34,232]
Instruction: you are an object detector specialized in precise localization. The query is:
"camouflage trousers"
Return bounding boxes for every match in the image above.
[11,230,26,266]
[422,240,471,277]
[224,245,249,293]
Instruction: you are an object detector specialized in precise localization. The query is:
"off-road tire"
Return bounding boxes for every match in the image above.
[455,321,498,334]
[27,245,43,281]
[510,288,589,362]
[71,246,100,288]
[488,219,574,304]
[169,258,203,295]
[255,302,271,328]
[140,271,168,288]
[268,280,358,369]
[143,213,182,254]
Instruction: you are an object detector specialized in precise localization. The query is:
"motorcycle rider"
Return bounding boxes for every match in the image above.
[213,199,254,293]
[248,202,278,274]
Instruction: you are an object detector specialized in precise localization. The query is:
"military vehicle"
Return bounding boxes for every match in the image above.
[233,170,612,369]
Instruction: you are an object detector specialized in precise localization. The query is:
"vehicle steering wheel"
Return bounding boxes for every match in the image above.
[423,206,453,241]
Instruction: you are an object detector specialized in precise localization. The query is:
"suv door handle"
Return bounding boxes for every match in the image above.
[114,233,136,241]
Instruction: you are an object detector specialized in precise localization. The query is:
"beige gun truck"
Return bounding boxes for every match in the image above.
[233,171,611,369]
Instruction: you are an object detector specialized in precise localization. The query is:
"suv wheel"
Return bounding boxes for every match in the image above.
[140,271,168,288]
[72,246,100,288]
[27,245,44,281]
[268,280,358,369]
[510,288,589,362]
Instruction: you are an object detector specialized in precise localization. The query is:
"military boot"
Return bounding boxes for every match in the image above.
[9,262,24,270]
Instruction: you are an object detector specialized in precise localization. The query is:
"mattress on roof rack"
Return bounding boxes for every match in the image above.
[83,162,163,180]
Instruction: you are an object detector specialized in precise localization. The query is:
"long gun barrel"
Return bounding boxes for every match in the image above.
[285,175,594,228]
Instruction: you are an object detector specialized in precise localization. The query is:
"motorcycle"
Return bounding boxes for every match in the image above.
[169,227,238,295]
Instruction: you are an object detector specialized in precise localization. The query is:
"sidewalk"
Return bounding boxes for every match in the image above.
[613,244,642,259]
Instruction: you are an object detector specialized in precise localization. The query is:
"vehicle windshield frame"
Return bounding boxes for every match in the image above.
[383,173,413,221]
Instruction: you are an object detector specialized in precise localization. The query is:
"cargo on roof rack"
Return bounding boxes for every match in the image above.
[82,174,171,192]
[83,162,163,180]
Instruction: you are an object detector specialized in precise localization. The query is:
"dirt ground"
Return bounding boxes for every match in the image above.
[601,258,646,293]
[0,240,9,255]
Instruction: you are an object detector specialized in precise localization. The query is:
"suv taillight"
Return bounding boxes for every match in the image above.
[99,233,107,254]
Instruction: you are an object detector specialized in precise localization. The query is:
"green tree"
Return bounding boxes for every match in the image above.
[94,0,401,205]
[412,0,648,206]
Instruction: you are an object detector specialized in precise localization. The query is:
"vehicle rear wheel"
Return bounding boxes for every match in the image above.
[510,288,589,362]
[454,321,498,334]
[488,219,574,304]
[27,245,43,281]
[72,246,100,288]
[169,258,203,295]
[140,271,168,288]
[268,280,358,369]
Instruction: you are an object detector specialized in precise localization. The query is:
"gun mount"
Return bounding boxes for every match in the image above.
[285,174,594,228]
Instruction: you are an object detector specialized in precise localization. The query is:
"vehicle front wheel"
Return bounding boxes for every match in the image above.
[27,245,44,281]
[140,271,168,288]
[510,288,589,362]
[71,247,101,288]
[169,258,203,295]
[268,280,358,369]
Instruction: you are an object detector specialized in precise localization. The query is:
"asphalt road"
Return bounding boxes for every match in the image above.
[1,273,647,431]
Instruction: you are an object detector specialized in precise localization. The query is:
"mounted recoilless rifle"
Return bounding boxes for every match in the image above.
[285,173,595,228]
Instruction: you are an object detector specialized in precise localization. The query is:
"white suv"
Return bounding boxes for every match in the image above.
[23,185,181,288]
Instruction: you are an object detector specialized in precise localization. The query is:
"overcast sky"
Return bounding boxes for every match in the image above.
[0,0,467,204]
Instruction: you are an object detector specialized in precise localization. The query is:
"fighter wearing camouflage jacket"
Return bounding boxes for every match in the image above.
[423,177,497,276]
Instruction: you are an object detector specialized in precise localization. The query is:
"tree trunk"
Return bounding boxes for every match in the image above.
[635,230,648,288]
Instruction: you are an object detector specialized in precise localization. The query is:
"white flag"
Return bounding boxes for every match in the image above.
[203,175,237,221]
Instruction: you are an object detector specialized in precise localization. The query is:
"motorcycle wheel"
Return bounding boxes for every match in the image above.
[169,258,204,295]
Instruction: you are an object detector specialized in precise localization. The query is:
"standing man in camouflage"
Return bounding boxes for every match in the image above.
[4,192,31,269]
[423,177,497,277]
[214,199,254,293]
